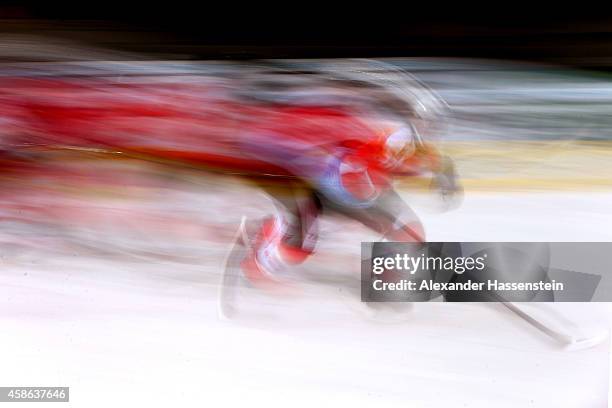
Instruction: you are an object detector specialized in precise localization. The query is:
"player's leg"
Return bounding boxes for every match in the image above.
[317,189,425,307]
[240,183,321,290]
[323,188,425,243]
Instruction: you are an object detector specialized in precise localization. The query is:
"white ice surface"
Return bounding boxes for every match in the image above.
[0,189,611,408]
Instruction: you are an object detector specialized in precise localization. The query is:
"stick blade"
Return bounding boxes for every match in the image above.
[563,330,609,351]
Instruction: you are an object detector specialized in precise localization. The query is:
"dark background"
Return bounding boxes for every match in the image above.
[0,3,610,68]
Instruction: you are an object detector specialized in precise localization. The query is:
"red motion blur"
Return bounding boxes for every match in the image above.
[0,75,437,187]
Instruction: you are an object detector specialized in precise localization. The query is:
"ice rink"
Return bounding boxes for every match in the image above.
[0,181,610,408]
[0,58,611,407]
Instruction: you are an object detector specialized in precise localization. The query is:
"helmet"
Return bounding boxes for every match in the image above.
[312,58,450,145]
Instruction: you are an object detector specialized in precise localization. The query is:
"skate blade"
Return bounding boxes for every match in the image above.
[218,216,248,320]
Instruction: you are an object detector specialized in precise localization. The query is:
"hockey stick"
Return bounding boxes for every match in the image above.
[372,238,605,349]
[499,300,607,350]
